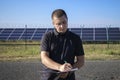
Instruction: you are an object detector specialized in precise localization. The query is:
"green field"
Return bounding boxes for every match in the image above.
[0,41,120,61]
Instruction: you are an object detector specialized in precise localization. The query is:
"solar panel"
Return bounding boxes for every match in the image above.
[14,28,24,33]
[22,33,33,36]
[95,36,107,41]
[9,36,19,40]
[36,29,46,33]
[0,32,11,41]
[32,36,42,40]
[70,28,81,37]
[82,36,93,41]
[0,36,8,40]
[11,33,22,36]
[108,28,120,41]
[94,28,107,41]
[71,30,81,33]
[108,36,120,41]
[34,33,43,36]
[48,28,54,31]
[0,28,3,32]
[0,27,120,41]
[82,33,93,36]
[2,29,13,33]
[25,29,35,33]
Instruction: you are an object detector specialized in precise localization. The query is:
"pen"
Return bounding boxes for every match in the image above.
[64,61,67,63]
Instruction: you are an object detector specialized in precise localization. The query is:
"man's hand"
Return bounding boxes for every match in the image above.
[59,63,72,72]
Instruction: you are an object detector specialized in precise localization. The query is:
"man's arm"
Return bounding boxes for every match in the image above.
[40,51,72,72]
[72,55,84,69]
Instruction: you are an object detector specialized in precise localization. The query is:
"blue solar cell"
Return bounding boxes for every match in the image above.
[25,29,35,33]
[82,28,93,30]
[71,28,81,30]
[71,30,81,33]
[0,36,8,40]
[95,36,107,41]
[108,30,120,33]
[82,29,93,33]
[4,28,14,31]
[26,28,35,30]
[109,36,120,41]
[70,28,81,34]
[0,33,10,36]
[0,28,2,30]
[95,30,106,33]
[95,33,107,36]
[82,36,93,41]
[15,28,24,30]
[22,33,33,36]
[37,28,47,30]
[14,30,24,33]
[36,30,46,33]
[108,28,119,31]
[11,33,22,36]
[2,30,13,33]
[82,33,93,36]
[34,33,44,36]
[47,28,54,32]
[32,36,42,40]
[48,28,54,30]
[8,36,19,40]
[20,36,32,40]
[37,28,46,32]
[108,33,120,36]
[95,28,106,30]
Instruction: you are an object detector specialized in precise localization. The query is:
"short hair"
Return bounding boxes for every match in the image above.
[51,9,68,19]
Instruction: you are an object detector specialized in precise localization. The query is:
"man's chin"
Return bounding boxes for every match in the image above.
[59,30,67,33]
[59,31,66,33]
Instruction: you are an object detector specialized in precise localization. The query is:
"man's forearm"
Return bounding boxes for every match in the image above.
[41,51,73,72]
[41,52,62,71]
[72,61,84,69]
[73,55,84,69]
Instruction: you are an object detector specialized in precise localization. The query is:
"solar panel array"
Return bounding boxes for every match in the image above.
[0,28,120,41]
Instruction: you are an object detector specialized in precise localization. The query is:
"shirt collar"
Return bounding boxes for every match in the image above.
[54,29,69,36]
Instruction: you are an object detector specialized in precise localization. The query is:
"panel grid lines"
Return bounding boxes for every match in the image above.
[6,28,16,40]
[18,28,26,40]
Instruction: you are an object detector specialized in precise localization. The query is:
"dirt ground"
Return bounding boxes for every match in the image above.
[0,60,120,80]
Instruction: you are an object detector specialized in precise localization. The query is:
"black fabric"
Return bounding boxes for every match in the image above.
[41,29,84,80]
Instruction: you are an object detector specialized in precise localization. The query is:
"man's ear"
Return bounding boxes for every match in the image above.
[52,21,54,25]
[52,21,56,27]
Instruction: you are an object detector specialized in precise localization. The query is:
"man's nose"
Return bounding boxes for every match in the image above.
[60,24,64,28]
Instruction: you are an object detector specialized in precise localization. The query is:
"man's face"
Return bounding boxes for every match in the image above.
[52,15,68,33]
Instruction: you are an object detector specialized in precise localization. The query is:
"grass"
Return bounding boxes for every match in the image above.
[0,44,40,61]
[0,41,120,61]
[84,44,120,60]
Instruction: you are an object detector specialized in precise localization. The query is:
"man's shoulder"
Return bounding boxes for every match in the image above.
[69,31,80,38]
[44,30,54,36]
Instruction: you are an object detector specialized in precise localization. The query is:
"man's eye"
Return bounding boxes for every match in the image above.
[63,21,66,24]
[57,23,61,25]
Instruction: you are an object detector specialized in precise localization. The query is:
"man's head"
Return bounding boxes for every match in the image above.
[51,9,68,33]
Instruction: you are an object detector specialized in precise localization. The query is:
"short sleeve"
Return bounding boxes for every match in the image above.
[74,36,84,56]
[41,32,50,52]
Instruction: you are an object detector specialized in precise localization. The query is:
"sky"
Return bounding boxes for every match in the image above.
[0,0,120,28]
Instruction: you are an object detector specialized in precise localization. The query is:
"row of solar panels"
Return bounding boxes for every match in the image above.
[0,28,120,41]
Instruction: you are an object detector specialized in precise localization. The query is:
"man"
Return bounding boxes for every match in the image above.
[40,9,84,80]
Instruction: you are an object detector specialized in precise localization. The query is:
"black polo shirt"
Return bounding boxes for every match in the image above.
[41,29,84,80]
[41,29,84,65]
